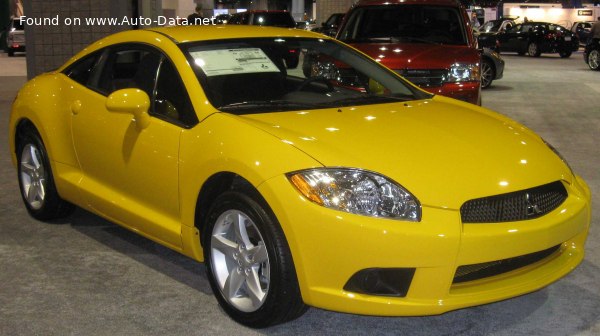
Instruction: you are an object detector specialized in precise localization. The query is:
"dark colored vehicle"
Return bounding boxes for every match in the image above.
[337,0,482,105]
[584,38,600,71]
[215,14,231,25]
[571,21,596,46]
[312,13,345,37]
[296,19,318,31]
[477,18,517,51]
[497,22,579,58]
[481,47,504,89]
[228,10,296,28]
[227,10,299,67]
[5,17,25,57]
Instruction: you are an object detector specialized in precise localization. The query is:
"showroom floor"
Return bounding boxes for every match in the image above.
[1,51,599,336]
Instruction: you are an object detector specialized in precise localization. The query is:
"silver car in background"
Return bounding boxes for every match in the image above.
[5,17,25,57]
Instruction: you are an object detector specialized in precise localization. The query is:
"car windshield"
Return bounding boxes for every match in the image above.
[182,38,428,114]
[253,12,296,28]
[338,5,466,45]
[480,20,502,33]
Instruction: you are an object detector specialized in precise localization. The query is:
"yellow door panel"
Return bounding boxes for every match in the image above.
[69,85,182,248]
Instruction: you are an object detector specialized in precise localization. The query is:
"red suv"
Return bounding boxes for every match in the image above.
[337,0,481,105]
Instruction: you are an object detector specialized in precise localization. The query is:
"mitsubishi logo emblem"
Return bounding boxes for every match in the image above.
[525,193,543,217]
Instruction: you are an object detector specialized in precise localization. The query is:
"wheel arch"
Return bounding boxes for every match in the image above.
[14,118,38,152]
[194,172,269,245]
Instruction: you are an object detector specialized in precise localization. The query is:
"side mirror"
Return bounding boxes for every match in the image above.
[106,88,151,131]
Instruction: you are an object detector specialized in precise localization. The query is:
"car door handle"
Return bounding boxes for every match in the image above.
[71,100,82,115]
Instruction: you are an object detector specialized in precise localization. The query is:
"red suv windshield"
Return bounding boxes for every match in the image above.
[338,5,467,45]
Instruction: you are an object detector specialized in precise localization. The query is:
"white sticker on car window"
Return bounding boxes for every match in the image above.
[191,48,281,76]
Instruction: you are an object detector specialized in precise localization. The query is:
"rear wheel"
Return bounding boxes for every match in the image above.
[528,42,541,57]
[8,48,15,57]
[16,128,74,220]
[203,191,306,328]
[480,59,495,89]
[588,50,600,71]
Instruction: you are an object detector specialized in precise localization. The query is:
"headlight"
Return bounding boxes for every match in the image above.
[446,63,480,83]
[544,140,574,175]
[287,168,421,221]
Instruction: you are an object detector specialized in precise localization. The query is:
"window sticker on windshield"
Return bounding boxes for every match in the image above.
[191,48,280,76]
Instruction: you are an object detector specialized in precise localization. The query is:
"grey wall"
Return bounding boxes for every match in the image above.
[315,0,354,26]
[24,0,161,78]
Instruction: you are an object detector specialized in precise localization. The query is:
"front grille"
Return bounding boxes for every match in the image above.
[396,69,446,87]
[460,181,567,223]
[453,245,561,284]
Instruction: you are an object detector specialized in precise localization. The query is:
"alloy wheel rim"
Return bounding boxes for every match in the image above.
[590,50,600,70]
[211,209,270,312]
[529,43,537,56]
[481,62,492,88]
[20,144,46,210]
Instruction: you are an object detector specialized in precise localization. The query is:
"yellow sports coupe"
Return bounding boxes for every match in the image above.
[8,26,591,328]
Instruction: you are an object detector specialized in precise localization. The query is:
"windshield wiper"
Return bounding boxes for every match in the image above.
[348,36,441,45]
[396,36,441,45]
[329,94,414,106]
[218,100,327,111]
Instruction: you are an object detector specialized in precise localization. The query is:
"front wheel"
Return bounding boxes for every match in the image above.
[528,42,541,57]
[203,191,306,328]
[588,50,600,70]
[480,59,495,89]
[17,128,74,220]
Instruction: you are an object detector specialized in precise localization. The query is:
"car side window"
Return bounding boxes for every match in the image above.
[96,47,161,97]
[63,51,103,86]
[153,59,198,126]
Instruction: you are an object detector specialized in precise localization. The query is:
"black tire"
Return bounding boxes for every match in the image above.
[559,50,572,58]
[480,59,495,89]
[528,42,541,57]
[16,127,74,220]
[8,48,15,57]
[203,191,306,328]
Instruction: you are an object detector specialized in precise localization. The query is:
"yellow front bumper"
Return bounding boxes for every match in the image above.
[257,174,590,316]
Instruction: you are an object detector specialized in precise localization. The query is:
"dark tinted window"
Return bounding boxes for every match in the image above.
[325,14,344,27]
[154,59,197,125]
[64,51,102,86]
[97,48,161,96]
[339,5,466,45]
[12,19,24,30]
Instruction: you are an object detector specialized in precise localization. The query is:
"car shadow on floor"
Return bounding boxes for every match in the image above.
[67,207,213,296]
[484,84,513,91]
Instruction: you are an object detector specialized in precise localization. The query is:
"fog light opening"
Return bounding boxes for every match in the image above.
[343,268,415,297]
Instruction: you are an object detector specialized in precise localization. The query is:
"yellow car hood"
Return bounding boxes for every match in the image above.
[239,97,572,209]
